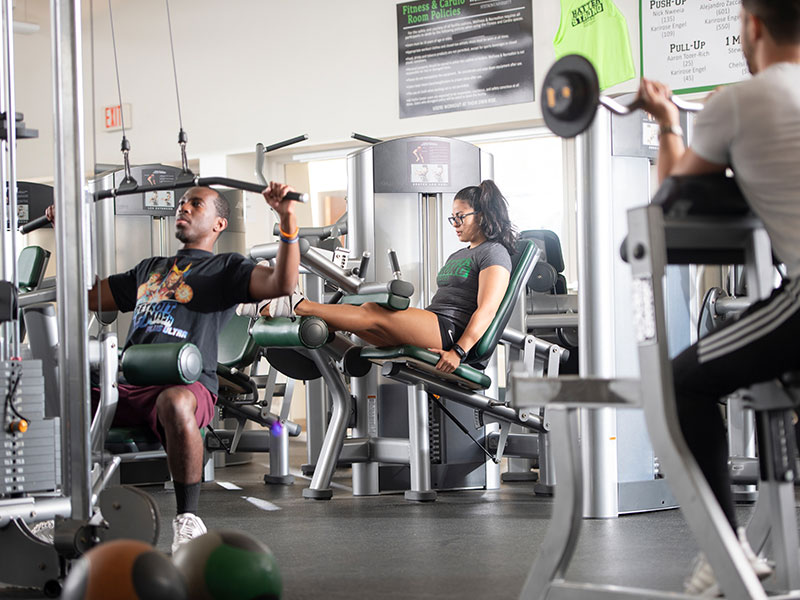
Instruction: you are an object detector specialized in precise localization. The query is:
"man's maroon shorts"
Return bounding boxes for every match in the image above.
[100,382,217,444]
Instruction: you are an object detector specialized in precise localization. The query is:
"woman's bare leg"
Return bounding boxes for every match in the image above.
[295,300,443,348]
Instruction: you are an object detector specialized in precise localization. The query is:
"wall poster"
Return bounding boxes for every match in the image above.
[397,0,534,118]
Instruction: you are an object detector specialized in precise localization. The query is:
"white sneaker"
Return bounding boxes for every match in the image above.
[736,527,773,580]
[684,528,772,596]
[684,554,718,596]
[29,519,54,544]
[171,512,207,554]
[268,286,305,318]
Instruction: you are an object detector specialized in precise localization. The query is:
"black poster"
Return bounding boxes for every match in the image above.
[397,0,534,119]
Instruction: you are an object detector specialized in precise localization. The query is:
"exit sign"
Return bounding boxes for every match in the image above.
[102,103,132,132]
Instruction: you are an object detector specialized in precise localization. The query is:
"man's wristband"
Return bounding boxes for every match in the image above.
[451,343,467,363]
[279,225,299,238]
[658,123,684,139]
[279,234,299,244]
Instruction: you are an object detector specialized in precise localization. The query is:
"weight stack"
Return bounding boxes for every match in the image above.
[1,360,61,495]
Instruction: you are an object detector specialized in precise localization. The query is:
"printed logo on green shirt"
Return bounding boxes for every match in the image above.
[571,0,604,26]
[437,257,472,282]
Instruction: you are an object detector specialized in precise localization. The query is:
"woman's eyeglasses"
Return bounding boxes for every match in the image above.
[448,211,479,226]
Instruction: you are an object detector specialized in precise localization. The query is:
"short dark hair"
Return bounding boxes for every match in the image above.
[212,189,230,221]
[742,0,800,44]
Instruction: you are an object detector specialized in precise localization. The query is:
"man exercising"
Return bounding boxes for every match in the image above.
[636,0,800,594]
[46,182,300,552]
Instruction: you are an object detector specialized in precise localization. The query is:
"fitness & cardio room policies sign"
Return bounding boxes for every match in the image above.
[640,0,748,94]
[397,0,534,118]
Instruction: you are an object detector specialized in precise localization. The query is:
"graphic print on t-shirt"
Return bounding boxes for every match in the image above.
[132,260,195,339]
[437,257,472,283]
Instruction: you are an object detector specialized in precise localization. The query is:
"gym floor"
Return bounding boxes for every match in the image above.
[2,437,799,599]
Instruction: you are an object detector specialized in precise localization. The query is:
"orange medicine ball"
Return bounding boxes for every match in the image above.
[61,539,186,600]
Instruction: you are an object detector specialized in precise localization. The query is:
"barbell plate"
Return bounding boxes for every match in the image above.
[541,54,600,139]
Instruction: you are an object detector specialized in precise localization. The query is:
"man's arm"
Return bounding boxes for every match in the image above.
[248,182,301,300]
[637,79,727,182]
[88,278,119,312]
[44,205,120,312]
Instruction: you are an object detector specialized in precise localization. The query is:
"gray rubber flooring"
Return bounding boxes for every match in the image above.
[2,438,799,599]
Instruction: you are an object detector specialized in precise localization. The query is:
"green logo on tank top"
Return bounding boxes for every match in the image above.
[571,0,604,26]
[437,257,472,282]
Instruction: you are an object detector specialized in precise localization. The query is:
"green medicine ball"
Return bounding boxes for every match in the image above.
[172,530,282,600]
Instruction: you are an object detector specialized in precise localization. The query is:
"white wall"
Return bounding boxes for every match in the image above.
[14,0,642,181]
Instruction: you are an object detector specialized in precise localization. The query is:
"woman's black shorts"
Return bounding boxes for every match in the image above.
[434,313,465,350]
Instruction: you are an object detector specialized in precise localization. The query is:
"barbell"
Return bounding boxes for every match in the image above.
[541,54,704,138]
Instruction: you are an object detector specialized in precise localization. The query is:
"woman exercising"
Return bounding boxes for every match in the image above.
[268,179,517,374]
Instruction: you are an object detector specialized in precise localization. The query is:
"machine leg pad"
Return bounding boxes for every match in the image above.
[264,474,295,486]
[303,488,333,500]
[404,490,437,502]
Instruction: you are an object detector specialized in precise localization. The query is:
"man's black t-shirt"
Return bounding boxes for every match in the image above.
[108,248,256,394]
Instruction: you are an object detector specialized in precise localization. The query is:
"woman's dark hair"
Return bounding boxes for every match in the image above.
[454,179,518,253]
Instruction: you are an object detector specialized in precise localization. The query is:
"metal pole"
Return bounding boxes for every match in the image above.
[0,2,8,360]
[51,0,92,521]
[576,114,619,519]
[3,0,19,358]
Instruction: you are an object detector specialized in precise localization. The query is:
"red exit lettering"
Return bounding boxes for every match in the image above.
[104,105,121,129]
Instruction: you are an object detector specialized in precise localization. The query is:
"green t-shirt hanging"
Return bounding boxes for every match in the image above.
[553,0,635,90]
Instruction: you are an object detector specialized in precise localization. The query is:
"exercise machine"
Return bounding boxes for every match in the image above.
[512,173,800,599]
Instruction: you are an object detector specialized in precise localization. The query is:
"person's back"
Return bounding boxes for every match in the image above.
[694,62,800,277]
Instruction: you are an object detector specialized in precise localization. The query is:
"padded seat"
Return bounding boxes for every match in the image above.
[17,246,50,293]
[104,426,163,453]
[218,314,259,368]
[360,345,491,390]
[216,314,261,394]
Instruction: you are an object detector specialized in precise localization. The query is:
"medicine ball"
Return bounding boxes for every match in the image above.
[172,530,282,600]
[61,539,186,600]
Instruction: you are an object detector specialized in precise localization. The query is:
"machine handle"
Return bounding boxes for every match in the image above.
[272,220,347,239]
[356,252,371,279]
[94,176,309,203]
[19,215,50,234]
[598,95,703,117]
[352,132,383,144]
[388,249,402,279]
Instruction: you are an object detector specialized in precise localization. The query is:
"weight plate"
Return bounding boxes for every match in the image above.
[98,485,160,545]
[541,54,600,139]
[697,287,728,339]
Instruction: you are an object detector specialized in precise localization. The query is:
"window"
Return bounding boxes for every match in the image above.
[307,158,348,227]
[466,131,572,285]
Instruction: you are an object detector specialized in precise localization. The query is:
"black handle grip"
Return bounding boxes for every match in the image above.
[352,132,383,145]
[388,249,401,275]
[356,252,371,279]
[199,178,308,202]
[327,290,344,304]
[264,134,308,153]
[20,215,50,234]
